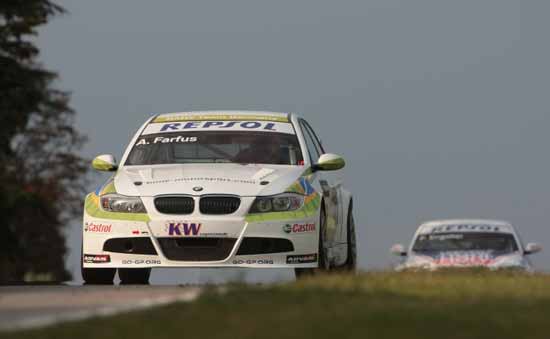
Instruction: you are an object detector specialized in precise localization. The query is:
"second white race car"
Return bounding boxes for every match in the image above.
[82,111,356,284]
[391,219,541,271]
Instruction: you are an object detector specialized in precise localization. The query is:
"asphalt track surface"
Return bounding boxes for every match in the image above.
[0,285,202,332]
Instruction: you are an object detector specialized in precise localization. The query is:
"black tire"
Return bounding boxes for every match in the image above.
[81,245,116,285]
[342,202,357,271]
[295,204,329,279]
[82,267,116,285]
[118,268,151,285]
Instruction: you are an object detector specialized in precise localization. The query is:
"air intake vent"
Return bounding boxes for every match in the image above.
[158,238,237,261]
[199,196,240,215]
[236,237,294,255]
[154,196,195,214]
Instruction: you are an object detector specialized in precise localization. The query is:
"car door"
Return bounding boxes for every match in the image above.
[298,119,346,258]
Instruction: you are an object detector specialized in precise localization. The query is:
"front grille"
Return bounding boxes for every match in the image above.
[155,196,194,214]
[236,237,294,255]
[103,237,158,255]
[199,196,240,215]
[158,238,237,261]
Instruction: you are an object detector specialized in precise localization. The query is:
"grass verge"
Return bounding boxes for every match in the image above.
[3,271,550,339]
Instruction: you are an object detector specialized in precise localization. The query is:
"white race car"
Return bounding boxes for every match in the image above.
[391,219,541,271]
[82,111,356,284]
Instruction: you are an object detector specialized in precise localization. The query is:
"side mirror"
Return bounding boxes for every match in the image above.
[92,154,118,172]
[313,153,346,171]
[391,244,407,257]
[525,243,542,255]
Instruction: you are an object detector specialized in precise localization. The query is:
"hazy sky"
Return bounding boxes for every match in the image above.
[38,1,550,283]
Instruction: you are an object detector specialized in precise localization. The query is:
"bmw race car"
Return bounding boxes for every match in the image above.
[83,111,356,284]
[391,219,541,271]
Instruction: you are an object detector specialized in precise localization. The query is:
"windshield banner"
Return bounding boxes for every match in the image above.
[142,121,296,135]
[152,114,289,123]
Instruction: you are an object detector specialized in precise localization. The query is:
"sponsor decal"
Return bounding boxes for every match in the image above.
[418,234,463,241]
[122,259,162,265]
[232,259,274,265]
[84,222,112,233]
[160,121,278,132]
[200,232,228,237]
[145,177,256,185]
[83,254,111,263]
[152,114,289,123]
[286,254,317,264]
[283,223,316,234]
[431,251,496,266]
[299,177,315,196]
[142,121,295,135]
[167,222,201,236]
[132,230,140,235]
[431,224,502,233]
[136,136,197,146]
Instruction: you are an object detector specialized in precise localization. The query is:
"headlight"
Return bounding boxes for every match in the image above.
[100,194,147,213]
[249,193,304,213]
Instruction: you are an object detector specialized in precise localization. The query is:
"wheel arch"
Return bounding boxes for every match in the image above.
[339,189,354,243]
[341,190,353,223]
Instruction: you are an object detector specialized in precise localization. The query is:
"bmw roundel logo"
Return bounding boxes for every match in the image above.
[193,186,204,192]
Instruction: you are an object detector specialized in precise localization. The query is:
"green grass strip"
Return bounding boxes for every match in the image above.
[4,272,550,339]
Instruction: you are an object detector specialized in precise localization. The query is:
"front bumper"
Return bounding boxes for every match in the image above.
[396,255,531,272]
[82,212,319,269]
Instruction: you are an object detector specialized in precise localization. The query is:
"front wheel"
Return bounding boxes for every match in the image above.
[295,205,329,279]
[82,267,116,285]
[118,268,151,285]
[81,245,116,285]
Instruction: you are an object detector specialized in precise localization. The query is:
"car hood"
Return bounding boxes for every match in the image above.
[398,250,528,270]
[113,163,307,197]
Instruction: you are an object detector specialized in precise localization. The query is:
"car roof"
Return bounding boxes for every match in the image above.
[152,111,293,123]
[417,219,515,234]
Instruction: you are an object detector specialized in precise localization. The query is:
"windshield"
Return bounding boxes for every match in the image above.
[412,232,519,254]
[125,131,304,165]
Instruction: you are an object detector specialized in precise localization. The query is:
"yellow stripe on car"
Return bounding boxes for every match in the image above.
[153,114,289,123]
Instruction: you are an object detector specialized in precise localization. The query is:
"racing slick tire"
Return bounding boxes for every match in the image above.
[118,268,151,285]
[81,246,116,285]
[341,202,357,271]
[81,267,116,285]
[295,204,329,279]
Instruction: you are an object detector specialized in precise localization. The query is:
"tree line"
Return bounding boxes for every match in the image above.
[0,0,87,283]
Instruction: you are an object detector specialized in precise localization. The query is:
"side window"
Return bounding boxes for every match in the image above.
[299,119,321,163]
[303,121,325,155]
